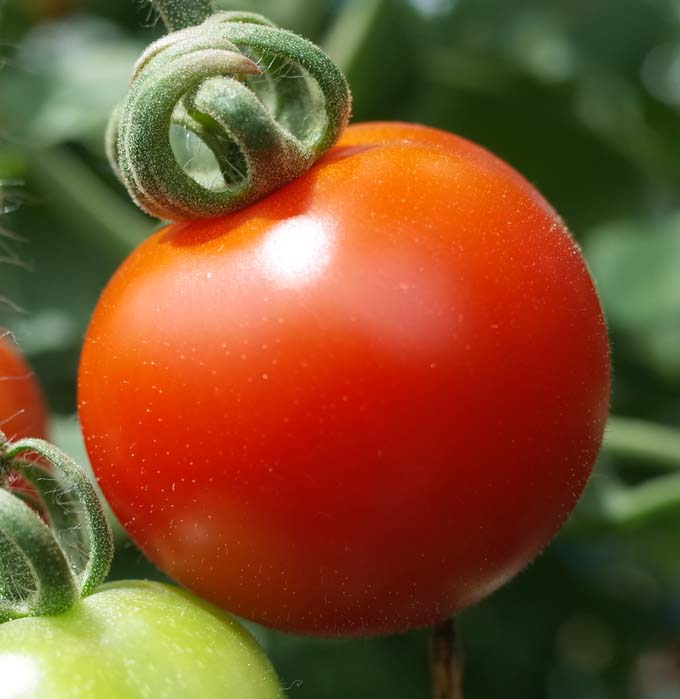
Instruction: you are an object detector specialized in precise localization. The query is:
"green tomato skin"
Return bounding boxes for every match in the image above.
[0,581,283,699]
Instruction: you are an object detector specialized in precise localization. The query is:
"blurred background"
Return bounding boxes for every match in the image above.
[2,0,680,696]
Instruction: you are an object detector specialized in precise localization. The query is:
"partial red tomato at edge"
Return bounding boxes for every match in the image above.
[78,122,610,636]
[0,333,47,442]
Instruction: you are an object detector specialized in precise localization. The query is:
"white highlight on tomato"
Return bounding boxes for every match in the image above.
[0,654,41,698]
[258,215,334,287]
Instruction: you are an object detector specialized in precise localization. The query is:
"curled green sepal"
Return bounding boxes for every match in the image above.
[0,432,113,621]
[109,11,352,221]
[0,490,78,622]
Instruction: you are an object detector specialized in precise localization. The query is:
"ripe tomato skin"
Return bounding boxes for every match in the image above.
[0,581,282,699]
[0,333,47,442]
[78,122,610,636]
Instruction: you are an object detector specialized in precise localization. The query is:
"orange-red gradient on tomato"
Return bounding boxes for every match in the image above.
[79,123,610,636]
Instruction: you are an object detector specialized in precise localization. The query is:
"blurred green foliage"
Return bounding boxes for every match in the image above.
[1,0,680,697]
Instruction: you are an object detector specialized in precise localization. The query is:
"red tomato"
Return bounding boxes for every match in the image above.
[0,332,48,496]
[0,333,47,442]
[78,122,610,636]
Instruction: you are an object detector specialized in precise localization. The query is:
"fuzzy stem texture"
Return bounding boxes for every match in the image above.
[110,10,351,221]
[0,431,113,622]
[151,0,214,31]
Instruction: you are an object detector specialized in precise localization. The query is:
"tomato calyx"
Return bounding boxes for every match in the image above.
[0,443,10,483]
[0,430,113,622]
[108,1,352,221]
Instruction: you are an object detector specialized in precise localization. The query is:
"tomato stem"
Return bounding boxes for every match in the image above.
[108,9,351,221]
[0,430,113,622]
[431,618,464,699]
[151,0,214,32]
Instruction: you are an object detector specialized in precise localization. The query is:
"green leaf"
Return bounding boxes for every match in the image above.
[586,214,680,380]
[0,16,145,150]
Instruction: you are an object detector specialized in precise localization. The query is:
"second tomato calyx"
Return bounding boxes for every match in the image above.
[0,430,113,623]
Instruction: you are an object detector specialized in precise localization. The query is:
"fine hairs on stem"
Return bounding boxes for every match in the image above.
[111,4,351,220]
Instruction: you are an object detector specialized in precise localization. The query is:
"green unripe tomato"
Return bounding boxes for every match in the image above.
[0,581,283,699]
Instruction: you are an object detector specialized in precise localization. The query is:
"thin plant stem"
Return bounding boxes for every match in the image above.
[322,0,386,73]
[431,618,464,699]
[150,0,214,32]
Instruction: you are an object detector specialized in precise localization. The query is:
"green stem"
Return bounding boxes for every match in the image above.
[322,0,386,74]
[151,0,214,32]
[602,416,680,471]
